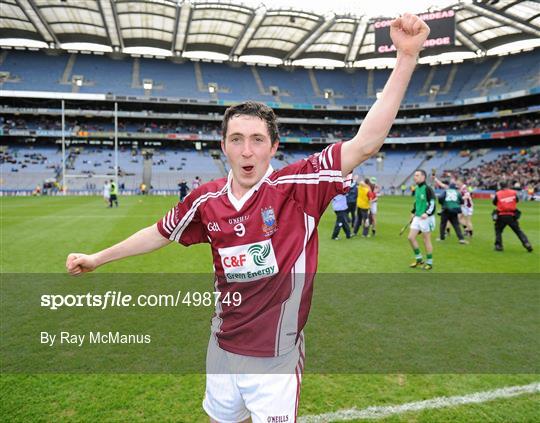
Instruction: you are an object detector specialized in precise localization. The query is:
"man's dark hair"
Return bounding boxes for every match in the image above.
[415,169,427,179]
[222,101,279,145]
[499,180,508,189]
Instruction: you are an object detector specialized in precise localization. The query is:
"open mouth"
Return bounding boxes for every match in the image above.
[242,165,254,173]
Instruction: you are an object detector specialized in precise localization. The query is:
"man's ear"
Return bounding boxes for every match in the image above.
[220,140,227,156]
[270,141,279,157]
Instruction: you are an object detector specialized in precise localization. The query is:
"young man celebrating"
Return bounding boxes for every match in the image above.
[66,14,429,423]
[408,169,436,270]
[459,179,474,237]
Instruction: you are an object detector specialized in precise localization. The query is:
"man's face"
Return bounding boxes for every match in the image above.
[221,115,278,192]
[413,171,425,184]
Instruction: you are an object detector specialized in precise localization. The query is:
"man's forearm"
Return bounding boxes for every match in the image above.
[341,53,417,175]
[434,176,448,189]
[93,224,171,267]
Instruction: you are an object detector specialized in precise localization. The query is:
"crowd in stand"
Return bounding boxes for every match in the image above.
[0,149,58,172]
[3,114,538,139]
[446,148,539,192]
[2,144,538,195]
[385,116,540,138]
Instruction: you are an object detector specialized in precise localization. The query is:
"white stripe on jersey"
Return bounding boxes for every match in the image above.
[164,209,175,233]
[211,274,224,343]
[321,151,328,169]
[168,187,226,241]
[274,213,315,356]
[327,144,334,168]
[266,170,347,186]
[273,170,343,179]
[272,177,345,185]
[268,176,351,188]
[316,144,334,170]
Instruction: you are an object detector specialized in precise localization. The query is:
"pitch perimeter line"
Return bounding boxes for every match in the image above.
[298,382,540,422]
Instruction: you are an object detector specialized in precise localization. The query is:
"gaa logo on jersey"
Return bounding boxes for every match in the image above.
[261,206,278,237]
[219,239,279,282]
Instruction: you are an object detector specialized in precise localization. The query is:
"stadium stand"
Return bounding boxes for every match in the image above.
[2,49,538,105]
[6,142,535,194]
[0,146,60,191]
[3,113,538,140]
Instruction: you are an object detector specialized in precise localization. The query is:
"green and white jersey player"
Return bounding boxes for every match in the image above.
[407,169,436,270]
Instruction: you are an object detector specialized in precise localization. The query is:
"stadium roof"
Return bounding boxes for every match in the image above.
[1,0,539,67]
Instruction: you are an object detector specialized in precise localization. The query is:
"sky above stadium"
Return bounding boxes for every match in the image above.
[240,0,456,18]
[2,0,539,66]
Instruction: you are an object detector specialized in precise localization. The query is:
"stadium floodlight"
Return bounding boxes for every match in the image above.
[208,84,217,93]
[143,79,153,90]
[324,89,333,99]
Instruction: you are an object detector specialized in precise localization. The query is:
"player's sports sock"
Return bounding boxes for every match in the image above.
[426,253,433,265]
[414,248,422,262]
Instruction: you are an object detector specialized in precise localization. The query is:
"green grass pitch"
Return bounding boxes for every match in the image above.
[1,195,539,422]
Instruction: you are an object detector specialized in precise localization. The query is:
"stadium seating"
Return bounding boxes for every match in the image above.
[1,50,70,92]
[1,144,534,193]
[0,146,59,190]
[5,49,536,105]
[139,58,208,99]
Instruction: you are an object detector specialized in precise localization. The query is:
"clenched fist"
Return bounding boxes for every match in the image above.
[66,253,98,276]
[390,13,430,57]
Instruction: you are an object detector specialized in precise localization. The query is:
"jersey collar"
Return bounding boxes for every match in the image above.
[226,165,274,212]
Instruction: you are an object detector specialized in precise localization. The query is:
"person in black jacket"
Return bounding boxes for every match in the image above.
[493,181,533,252]
[346,175,359,224]
[437,182,467,244]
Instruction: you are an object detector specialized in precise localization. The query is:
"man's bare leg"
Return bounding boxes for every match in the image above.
[408,228,424,267]
[422,231,433,269]
[408,228,420,250]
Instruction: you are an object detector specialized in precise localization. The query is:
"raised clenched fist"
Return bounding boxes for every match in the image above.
[390,13,430,57]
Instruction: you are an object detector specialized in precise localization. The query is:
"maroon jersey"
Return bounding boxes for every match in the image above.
[460,185,473,208]
[157,143,351,357]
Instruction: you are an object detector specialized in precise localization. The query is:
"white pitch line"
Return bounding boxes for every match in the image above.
[298,382,540,422]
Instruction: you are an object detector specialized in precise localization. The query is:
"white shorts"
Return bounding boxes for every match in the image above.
[203,334,305,423]
[370,202,378,215]
[461,206,473,216]
[410,215,435,233]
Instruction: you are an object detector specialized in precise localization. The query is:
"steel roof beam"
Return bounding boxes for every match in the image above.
[464,2,540,38]
[455,23,485,53]
[16,0,60,46]
[284,15,335,62]
[346,18,367,63]
[109,0,125,49]
[230,8,266,58]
